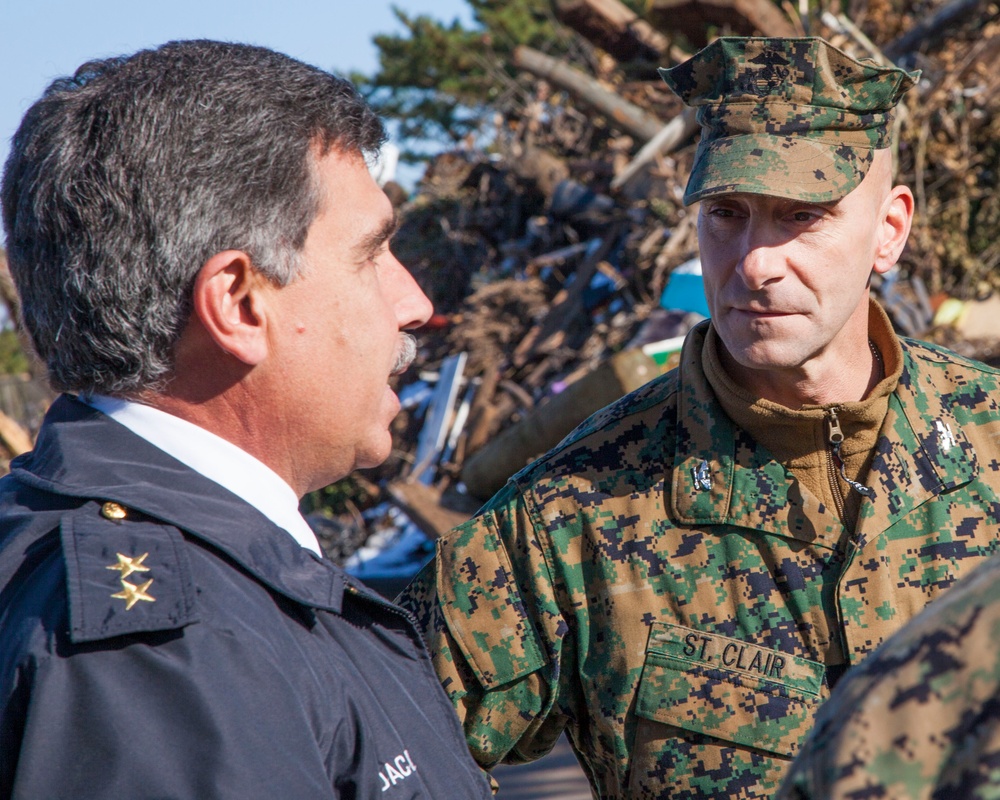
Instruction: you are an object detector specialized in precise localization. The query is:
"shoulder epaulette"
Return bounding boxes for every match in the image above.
[60,501,199,643]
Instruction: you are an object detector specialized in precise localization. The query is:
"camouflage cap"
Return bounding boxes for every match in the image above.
[659,37,919,204]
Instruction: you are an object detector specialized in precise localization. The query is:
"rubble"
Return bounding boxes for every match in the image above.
[336,0,1000,591]
[0,0,997,593]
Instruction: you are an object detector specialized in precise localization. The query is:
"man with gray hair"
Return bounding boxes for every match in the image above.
[0,40,491,799]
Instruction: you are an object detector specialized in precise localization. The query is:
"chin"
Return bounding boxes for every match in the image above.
[354,434,395,471]
[728,341,803,372]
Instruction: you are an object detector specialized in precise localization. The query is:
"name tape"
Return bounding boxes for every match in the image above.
[647,622,824,696]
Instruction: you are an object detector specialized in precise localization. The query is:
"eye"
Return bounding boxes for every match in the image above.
[785,205,827,224]
[704,203,744,219]
[365,240,391,266]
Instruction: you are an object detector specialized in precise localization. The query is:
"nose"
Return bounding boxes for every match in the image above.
[736,225,786,291]
[388,255,434,330]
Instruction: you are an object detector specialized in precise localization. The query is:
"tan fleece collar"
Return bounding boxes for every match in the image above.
[704,298,903,466]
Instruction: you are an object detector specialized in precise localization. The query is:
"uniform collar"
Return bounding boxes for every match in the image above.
[11,395,346,613]
[669,324,976,548]
[83,394,321,556]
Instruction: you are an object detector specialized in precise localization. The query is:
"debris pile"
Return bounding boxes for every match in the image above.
[333,0,1000,591]
[1,1,997,593]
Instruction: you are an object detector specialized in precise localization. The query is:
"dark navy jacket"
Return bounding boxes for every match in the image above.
[0,396,492,799]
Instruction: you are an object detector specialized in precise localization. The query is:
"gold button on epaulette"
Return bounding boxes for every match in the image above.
[101,501,128,521]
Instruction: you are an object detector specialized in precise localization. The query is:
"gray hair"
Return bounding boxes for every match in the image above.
[1,39,386,396]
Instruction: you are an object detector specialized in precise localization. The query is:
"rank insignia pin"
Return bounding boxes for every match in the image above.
[693,460,712,492]
[107,552,155,610]
[111,578,156,611]
[106,551,151,580]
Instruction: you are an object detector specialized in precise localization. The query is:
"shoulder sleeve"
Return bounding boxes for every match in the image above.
[60,502,199,642]
[398,482,569,768]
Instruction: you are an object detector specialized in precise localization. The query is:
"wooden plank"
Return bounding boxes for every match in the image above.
[387,481,478,539]
[0,408,33,457]
[611,106,699,191]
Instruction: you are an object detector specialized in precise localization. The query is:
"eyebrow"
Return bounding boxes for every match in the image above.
[353,212,399,259]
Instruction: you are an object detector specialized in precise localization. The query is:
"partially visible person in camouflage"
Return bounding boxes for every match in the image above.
[778,553,1000,799]
[397,36,1000,798]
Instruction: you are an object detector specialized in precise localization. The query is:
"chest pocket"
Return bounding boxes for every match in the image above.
[635,622,824,758]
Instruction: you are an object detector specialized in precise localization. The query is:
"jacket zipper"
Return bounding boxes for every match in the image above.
[826,406,877,517]
[826,408,848,521]
[346,582,433,651]
[826,406,877,675]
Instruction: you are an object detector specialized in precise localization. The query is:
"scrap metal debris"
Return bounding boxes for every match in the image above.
[0,0,997,592]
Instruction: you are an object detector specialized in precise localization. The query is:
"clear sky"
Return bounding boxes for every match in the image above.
[0,0,474,226]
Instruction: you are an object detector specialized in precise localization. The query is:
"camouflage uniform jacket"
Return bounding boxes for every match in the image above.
[398,320,1000,799]
[777,553,1000,799]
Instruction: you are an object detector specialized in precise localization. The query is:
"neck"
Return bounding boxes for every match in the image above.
[139,383,293,487]
[710,298,901,409]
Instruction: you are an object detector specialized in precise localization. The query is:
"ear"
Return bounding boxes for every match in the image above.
[190,250,270,366]
[873,184,914,275]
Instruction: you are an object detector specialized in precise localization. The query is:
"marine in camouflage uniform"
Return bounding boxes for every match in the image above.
[777,553,1000,799]
[397,37,1000,798]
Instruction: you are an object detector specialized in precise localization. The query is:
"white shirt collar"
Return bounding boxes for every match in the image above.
[84,395,322,556]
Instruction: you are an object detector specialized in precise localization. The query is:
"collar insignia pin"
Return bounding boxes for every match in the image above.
[935,419,957,452]
[693,460,712,492]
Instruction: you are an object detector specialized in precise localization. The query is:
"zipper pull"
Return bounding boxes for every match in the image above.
[826,407,876,501]
[827,407,844,446]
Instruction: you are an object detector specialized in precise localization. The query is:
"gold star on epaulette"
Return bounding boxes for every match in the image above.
[111,578,156,611]
[106,552,151,580]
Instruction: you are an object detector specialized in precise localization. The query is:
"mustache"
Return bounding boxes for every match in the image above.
[390,333,418,375]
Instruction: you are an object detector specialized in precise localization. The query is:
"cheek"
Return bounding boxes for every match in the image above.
[697,228,738,277]
[697,258,729,307]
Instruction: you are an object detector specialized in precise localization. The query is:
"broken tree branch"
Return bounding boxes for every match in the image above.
[611,106,700,191]
[513,45,666,142]
[552,0,689,64]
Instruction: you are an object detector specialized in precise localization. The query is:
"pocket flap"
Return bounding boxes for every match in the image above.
[636,622,824,758]
[436,513,545,690]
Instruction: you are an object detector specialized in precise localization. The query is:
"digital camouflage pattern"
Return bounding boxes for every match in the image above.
[778,554,1000,799]
[659,37,919,204]
[398,318,1000,799]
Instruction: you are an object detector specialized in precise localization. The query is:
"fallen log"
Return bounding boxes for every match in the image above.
[883,0,992,61]
[611,106,700,191]
[386,481,478,539]
[647,0,797,46]
[461,346,672,500]
[552,0,689,64]
[513,45,666,142]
